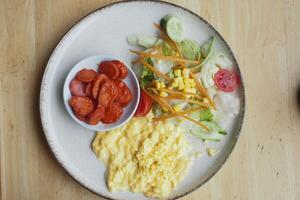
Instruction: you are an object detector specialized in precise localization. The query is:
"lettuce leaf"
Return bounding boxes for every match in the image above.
[190,109,214,121]
[140,58,155,89]
[179,39,201,60]
[190,121,227,142]
[127,35,163,48]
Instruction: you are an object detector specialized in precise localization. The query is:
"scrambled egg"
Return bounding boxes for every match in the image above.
[92,113,191,198]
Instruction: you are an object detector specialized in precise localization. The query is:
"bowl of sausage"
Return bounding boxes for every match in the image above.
[63,55,140,131]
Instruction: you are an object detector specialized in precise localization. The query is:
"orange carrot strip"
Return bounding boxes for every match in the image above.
[130,49,200,64]
[190,72,216,109]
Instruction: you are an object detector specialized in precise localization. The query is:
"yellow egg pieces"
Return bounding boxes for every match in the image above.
[92,113,191,198]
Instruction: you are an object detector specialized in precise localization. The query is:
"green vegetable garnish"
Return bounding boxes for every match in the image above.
[162,42,175,56]
[179,39,201,60]
[190,121,227,141]
[140,58,155,89]
[200,36,216,65]
[190,109,214,121]
[160,14,185,42]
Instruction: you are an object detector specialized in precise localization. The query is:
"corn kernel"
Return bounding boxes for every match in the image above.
[167,86,174,90]
[159,91,168,97]
[160,82,166,88]
[203,98,209,103]
[189,88,197,94]
[177,77,183,83]
[172,81,178,88]
[174,69,182,77]
[183,86,190,93]
[173,104,182,112]
[191,81,196,87]
[154,80,161,89]
[162,107,168,112]
[178,83,184,90]
[182,68,190,77]
[183,77,189,84]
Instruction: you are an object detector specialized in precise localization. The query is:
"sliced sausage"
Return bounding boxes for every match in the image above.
[76,69,97,82]
[98,80,119,108]
[69,96,94,117]
[114,80,132,107]
[112,60,128,79]
[92,74,108,99]
[69,79,86,97]
[86,105,105,125]
[85,82,93,96]
[98,61,120,79]
[75,113,86,122]
[101,101,123,124]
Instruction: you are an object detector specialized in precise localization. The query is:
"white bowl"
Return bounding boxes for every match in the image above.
[63,55,140,131]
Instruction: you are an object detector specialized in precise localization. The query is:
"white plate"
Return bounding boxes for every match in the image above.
[63,55,140,131]
[40,1,245,200]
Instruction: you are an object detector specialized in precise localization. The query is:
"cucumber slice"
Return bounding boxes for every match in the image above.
[160,14,184,42]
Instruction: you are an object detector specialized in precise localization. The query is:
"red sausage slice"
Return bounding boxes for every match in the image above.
[101,101,123,124]
[86,105,105,125]
[76,69,97,83]
[92,74,108,99]
[69,79,86,97]
[114,80,132,107]
[75,113,86,122]
[85,82,93,96]
[69,96,94,117]
[98,80,119,108]
[98,61,120,80]
[111,60,128,79]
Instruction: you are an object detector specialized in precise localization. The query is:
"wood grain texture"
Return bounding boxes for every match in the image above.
[1,0,299,199]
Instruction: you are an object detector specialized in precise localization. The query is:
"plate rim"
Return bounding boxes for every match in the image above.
[39,1,246,200]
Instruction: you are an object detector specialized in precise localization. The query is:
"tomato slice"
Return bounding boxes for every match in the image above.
[134,90,152,117]
[214,69,239,92]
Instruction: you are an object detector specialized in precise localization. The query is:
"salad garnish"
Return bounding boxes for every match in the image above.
[128,14,240,141]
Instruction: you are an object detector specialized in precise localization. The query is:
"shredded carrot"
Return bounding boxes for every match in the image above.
[185,99,211,108]
[138,60,171,82]
[147,94,210,131]
[159,95,210,108]
[132,59,140,65]
[190,72,216,109]
[161,95,186,100]
[150,93,210,132]
[154,106,205,121]
[172,65,184,70]
[130,49,200,64]
[153,23,186,68]
[154,23,177,49]
[144,90,173,111]
[132,46,162,65]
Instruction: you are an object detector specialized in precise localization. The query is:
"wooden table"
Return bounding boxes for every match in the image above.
[1,0,299,199]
